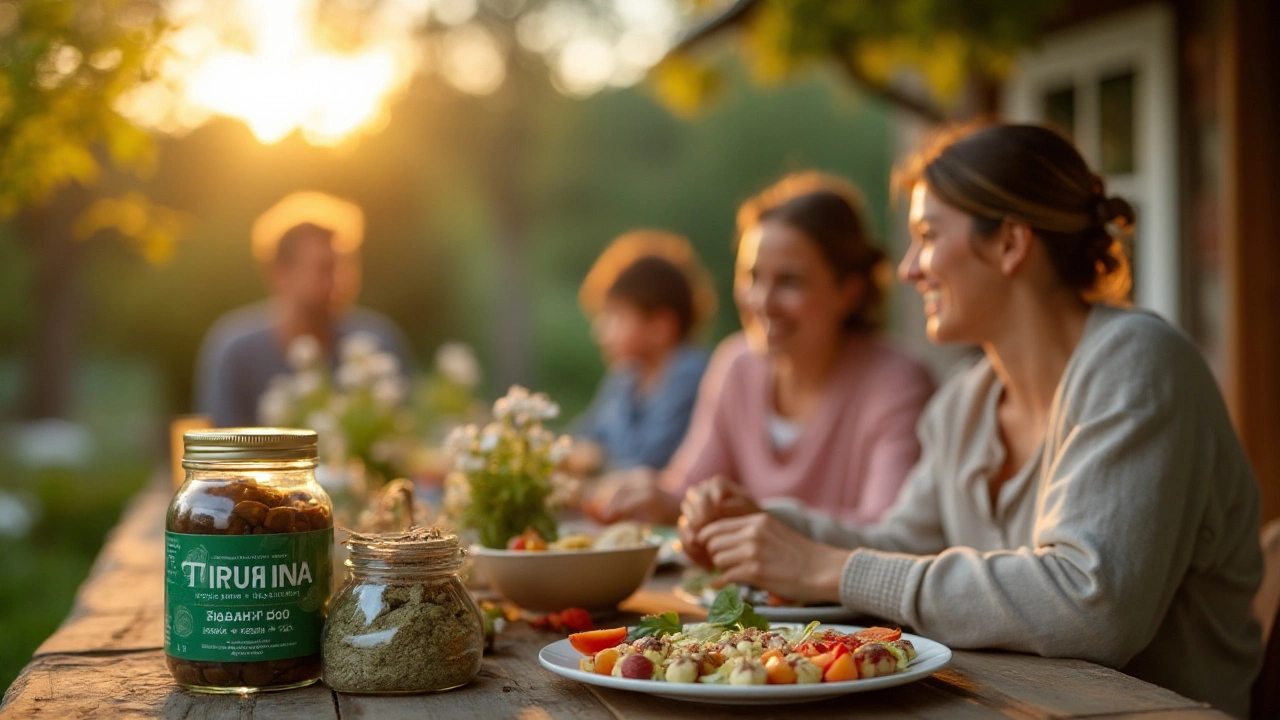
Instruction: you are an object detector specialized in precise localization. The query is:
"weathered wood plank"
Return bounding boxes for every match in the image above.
[930,651,1210,719]
[583,678,996,720]
[337,651,614,720]
[69,566,163,617]
[0,651,337,720]
[34,605,164,656]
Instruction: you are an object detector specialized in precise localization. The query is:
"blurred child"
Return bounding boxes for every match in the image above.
[568,230,717,475]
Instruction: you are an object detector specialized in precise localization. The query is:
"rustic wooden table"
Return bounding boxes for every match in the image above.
[2,487,1233,720]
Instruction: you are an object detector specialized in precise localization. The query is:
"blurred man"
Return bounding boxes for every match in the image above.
[195,192,413,427]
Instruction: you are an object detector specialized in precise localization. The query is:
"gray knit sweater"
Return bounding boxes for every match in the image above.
[768,305,1263,717]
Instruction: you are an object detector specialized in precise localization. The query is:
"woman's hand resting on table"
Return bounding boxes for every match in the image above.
[683,482,850,605]
[584,467,680,524]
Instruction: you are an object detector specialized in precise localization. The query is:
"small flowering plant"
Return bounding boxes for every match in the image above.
[443,386,576,549]
[259,333,414,483]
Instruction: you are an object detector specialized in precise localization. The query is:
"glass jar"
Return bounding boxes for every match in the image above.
[322,527,484,694]
[164,428,333,693]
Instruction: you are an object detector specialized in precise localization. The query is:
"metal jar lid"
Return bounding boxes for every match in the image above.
[182,427,318,462]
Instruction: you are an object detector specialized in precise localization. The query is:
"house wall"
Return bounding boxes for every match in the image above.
[1223,0,1280,526]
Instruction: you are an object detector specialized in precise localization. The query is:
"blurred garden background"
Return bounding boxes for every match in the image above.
[4,0,1278,697]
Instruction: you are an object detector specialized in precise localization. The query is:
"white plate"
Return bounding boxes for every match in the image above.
[672,587,860,623]
[538,624,952,705]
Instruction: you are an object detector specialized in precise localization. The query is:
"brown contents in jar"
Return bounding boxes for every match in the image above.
[167,477,332,690]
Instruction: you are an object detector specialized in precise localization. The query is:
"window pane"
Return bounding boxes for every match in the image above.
[1100,71,1136,174]
[1043,85,1076,138]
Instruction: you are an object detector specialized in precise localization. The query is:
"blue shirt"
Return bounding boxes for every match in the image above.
[571,344,710,471]
[194,301,415,427]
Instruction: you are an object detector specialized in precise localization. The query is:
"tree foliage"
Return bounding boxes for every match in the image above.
[656,0,1059,120]
[0,0,165,222]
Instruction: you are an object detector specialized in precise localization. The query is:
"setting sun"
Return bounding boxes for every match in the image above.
[183,1,404,146]
[117,0,417,146]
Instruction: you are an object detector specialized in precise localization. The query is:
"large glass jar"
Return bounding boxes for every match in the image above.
[322,527,484,694]
[164,428,332,693]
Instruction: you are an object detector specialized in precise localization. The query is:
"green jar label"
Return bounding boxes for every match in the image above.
[164,528,331,662]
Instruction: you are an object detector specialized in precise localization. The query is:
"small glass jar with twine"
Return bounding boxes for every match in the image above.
[321,526,484,694]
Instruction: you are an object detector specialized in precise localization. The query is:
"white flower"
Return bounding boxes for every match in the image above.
[547,472,581,509]
[373,377,406,408]
[548,435,573,465]
[436,342,481,388]
[478,424,502,453]
[287,335,322,370]
[492,398,511,420]
[460,455,485,473]
[526,427,551,451]
[540,401,560,421]
[493,385,531,420]
[336,361,370,390]
[366,351,401,379]
[445,424,479,457]
[340,332,381,363]
[495,387,558,425]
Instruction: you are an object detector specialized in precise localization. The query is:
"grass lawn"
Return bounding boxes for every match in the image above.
[0,460,151,694]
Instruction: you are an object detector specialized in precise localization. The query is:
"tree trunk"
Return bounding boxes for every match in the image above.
[18,183,90,420]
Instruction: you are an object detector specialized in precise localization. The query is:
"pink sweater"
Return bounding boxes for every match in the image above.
[660,332,935,523]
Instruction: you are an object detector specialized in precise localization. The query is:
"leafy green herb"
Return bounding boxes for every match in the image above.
[707,584,744,625]
[737,606,770,631]
[628,611,682,641]
[706,584,770,631]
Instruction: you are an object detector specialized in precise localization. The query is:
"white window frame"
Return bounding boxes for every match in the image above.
[1003,2,1179,324]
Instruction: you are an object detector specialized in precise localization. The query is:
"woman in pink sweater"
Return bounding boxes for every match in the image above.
[588,172,935,524]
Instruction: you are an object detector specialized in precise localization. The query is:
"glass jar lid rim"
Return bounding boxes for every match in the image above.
[184,427,317,461]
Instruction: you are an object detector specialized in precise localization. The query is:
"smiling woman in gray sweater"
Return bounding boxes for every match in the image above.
[680,124,1263,717]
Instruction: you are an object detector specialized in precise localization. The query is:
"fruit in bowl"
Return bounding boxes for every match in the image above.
[471,523,661,612]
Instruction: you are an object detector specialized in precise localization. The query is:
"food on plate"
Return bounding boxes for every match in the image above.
[505,522,650,552]
[565,586,916,684]
[569,623,916,684]
[569,627,629,655]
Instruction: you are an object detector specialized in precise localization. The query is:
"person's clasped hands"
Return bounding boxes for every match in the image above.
[678,476,848,605]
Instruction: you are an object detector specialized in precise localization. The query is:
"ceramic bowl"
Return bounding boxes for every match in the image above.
[469,540,661,612]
